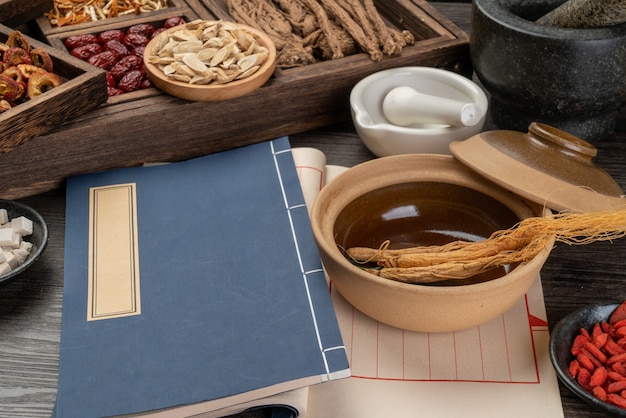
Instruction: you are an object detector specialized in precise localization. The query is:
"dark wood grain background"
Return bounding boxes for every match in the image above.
[1,2,625,417]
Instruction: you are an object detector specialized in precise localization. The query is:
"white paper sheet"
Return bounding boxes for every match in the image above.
[292,147,564,418]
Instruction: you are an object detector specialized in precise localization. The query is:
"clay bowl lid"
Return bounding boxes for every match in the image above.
[144,20,276,102]
[450,122,625,213]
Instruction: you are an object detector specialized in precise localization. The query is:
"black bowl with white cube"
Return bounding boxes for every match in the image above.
[0,199,48,285]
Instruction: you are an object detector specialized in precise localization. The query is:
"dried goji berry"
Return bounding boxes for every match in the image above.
[578,351,599,371]
[593,323,604,339]
[607,352,626,366]
[593,386,608,402]
[614,319,626,329]
[610,301,626,325]
[608,380,626,393]
[567,301,626,410]
[578,368,592,391]
[580,327,591,339]
[584,341,608,364]
[608,371,626,381]
[608,393,626,409]
[613,362,626,377]
[605,338,625,356]
[590,366,608,387]
[571,334,590,356]
[569,359,580,378]
[593,332,609,349]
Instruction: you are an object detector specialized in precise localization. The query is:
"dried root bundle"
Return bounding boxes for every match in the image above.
[346,208,626,284]
[226,0,414,67]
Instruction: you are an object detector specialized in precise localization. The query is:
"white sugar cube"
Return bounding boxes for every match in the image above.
[0,262,11,275]
[19,241,33,253]
[0,211,36,276]
[4,252,18,269]
[0,228,20,248]
[11,216,33,236]
[12,248,29,265]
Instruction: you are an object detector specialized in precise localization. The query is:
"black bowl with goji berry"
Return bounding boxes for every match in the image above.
[62,16,186,96]
[550,302,626,416]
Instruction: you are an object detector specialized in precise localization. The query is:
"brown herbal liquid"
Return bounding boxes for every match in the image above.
[334,182,521,285]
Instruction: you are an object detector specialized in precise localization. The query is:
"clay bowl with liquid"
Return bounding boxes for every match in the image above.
[310,154,553,333]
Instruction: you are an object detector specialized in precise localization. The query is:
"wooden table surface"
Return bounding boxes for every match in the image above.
[1,2,625,417]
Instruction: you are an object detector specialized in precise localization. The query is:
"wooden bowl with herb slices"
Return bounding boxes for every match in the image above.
[143,20,276,102]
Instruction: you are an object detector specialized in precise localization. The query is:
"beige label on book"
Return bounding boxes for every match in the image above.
[87,183,141,321]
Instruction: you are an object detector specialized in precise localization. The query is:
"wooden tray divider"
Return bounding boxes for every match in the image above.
[45,8,205,105]
[35,0,188,37]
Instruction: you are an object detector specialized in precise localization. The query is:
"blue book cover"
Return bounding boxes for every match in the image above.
[54,137,350,417]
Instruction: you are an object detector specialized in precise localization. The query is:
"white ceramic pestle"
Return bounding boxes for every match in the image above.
[382,86,483,127]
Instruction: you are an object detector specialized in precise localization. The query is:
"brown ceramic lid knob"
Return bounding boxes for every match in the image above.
[449,122,625,213]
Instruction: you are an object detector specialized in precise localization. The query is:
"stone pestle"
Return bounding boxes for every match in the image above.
[536,0,626,29]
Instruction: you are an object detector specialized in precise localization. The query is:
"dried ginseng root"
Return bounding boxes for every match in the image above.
[226,0,414,67]
[226,0,316,68]
[346,207,626,284]
[568,300,626,409]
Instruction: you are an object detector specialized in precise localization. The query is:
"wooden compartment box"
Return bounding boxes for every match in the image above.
[0,24,107,155]
[45,8,205,104]
[0,0,53,27]
[0,0,470,199]
[35,0,192,37]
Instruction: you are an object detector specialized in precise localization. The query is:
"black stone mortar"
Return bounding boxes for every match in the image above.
[470,0,626,142]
